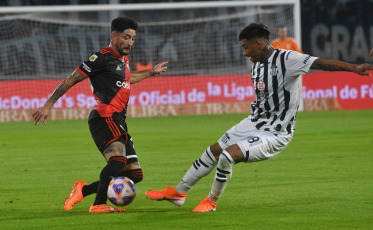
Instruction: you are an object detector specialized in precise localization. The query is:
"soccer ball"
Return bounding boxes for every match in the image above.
[107,177,136,206]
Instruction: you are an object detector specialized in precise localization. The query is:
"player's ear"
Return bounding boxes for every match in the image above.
[111,31,119,42]
[255,39,262,49]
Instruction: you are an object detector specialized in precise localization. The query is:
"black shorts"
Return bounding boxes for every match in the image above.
[88,116,138,164]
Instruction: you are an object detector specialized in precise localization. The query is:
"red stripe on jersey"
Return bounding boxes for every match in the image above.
[123,132,128,143]
[100,47,124,61]
[107,47,123,60]
[105,118,116,137]
[100,47,111,54]
[105,118,120,137]
[109,117,121,137]
[76,67,89,77]
[91,48,129,117]
[99,87,130,117]
[94,86,130,117]
[100,47,125,61]
[94,57,130,117]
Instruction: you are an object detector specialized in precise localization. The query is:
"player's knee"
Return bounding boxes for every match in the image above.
[104,141,126,157]
[218,150,235,168]
[215,151,234,183]
[200,146,218,165]
[210,143,223,160]
[225,144,245,163]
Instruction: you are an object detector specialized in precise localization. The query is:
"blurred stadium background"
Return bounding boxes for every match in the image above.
[0,0,372,122]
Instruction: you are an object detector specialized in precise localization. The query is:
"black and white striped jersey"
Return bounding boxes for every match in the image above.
[249,49,318,135]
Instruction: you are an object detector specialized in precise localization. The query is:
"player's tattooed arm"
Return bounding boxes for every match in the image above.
[311,58,373,76]
[47,71,86,105]
[33,70,86,125]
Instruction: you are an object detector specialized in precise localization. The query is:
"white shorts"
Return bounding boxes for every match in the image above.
[217,117,293,162]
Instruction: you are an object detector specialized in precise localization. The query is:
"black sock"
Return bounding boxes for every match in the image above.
[120,168,144,184]
[82,181,99,197]
[93,156,127,206]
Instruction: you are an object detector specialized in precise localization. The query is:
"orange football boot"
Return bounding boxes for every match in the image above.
[192,197,217,212]
[145,183,187,207]
[64,180,87,210]
[89,204,125,213]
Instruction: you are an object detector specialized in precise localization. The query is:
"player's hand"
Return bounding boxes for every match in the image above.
[370,49,373,58]
[153,61,168,75]
[32,106,51,126]
[355,63,373,77]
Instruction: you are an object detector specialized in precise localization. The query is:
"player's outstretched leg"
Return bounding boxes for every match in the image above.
[146,147,217,207]
[90,155,127,213]
[89,204,125,213]
[193,150,235,212]
[145,182,187,207]
[64,180,87,210]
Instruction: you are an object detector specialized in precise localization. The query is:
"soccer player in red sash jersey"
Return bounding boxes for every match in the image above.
[145,23,373,212]
[33,17,168,213]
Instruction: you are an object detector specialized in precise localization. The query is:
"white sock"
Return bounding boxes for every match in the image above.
[208,150,235,203]
[175,147,218,193]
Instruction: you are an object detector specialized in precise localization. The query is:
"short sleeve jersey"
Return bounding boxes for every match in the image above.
[250,49,318,135]
[77,47,131,120]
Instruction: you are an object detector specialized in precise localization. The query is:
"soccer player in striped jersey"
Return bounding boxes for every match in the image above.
[33,17,168,213]
[145,23,373,212]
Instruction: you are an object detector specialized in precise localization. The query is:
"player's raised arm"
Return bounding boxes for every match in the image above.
[32,70,86,126]
[130,61,168,84]
[310,58,373,77]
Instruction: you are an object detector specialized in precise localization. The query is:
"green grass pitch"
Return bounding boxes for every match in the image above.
[0,110,372,230]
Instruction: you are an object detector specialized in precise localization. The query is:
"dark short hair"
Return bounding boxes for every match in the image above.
[111,17,138,32]
[238,23,270,41]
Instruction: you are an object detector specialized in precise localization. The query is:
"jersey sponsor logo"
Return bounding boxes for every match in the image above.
[89,54,98,62]
[82,63,91,72]
[257,80,266,91]
[116,81,130,89]
[270,65,278,76]
[303,55,311,64]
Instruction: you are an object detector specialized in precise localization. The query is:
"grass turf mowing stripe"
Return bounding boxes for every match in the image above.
[0,110,372,230]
